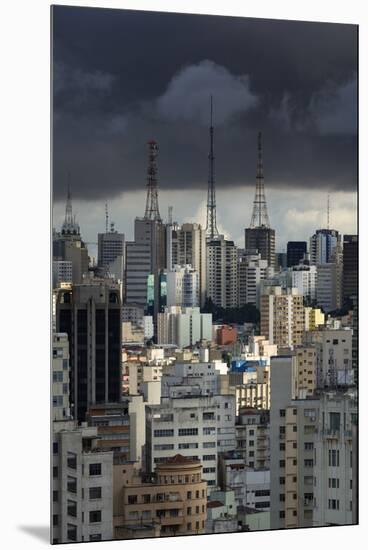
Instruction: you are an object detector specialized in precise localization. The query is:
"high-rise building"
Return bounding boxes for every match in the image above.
[342,234,358,308]
[316,261,341,313]
[157,306,212,348]
[145,394,236,491]
[166,265,200,308]
[287,241,307,267]
[313,390,357,527]
[53,188,89,284]
[98,225,125,280]
[56,278,122,422]
[310,229,341,265]
[291,263,317,304]
[260,286,305,347]
[207,236,238,308]
[53,260,73,288]
[125,142,167,318]
[52,422,114,544]
[52,333,71,421]
[245,133,276,269]
[269,355,320,530]
[238,251,274,308]
[168,223,207,306]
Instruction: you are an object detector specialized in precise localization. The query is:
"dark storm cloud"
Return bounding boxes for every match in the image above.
[52,6,357,202]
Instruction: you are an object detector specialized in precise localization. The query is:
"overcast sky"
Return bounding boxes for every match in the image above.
[52,6,357,255]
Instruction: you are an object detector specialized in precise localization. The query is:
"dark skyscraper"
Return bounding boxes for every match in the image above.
[287,241,307,267]
[245,132,276,268]
[56,280,122,422]
[342,234,358,308]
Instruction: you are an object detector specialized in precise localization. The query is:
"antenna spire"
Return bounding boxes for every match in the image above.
[206,95,219,239]
[144,140,162,222]
[105,202,109,233]
[249,131,270,228]
[61,174,80,235]
[327,193,330,230]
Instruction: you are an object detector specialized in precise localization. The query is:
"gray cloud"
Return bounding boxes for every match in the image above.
[52,6,357,203]
[156,60,257,125]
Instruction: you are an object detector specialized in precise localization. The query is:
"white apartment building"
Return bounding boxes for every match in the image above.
[168,222,207,307]
[238,252,274,308]
[52,333,71,421]
[166,264,200,308]
[291,264,317,303]
[161,361,228,398]
[52,422,114,544]
[157,306,212,348]
[313,390,357,527]
[218,452,270,510]
[146,394,236,491]
[207,236,238,308]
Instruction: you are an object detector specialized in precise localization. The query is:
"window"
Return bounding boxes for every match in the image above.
[328,499,340,510]
[89,535,102,542]
[154,444,175,451]
[203,455,216,461]
[280,409,286,417]
[305,442,314,451]
[329,412,341,432]
[293,425,297,432]
[67,476,77,494]
[53,442,58,454]
[249,451,254,457]
[328,478,340,489]
[179,443,198,450]
[89,487,102,499]
[279,477,285,485]
[53,515,58,526]
[203,442,216,448]
[279,460,285,468]
[195,506,200,514]
[179,428,199,437]
[203,427,216,435]
[279,511,285,518]
[89,463,102,476]
[67,524,77,542]
[304,459,314,467]
[187,507,191,515]
[154,429,174,437]
[53,491,58,502]
[187,523,192,531]
[187,491,192,499]
[89,510,102,523]
[53,466,58,478]
[67,500,77,518]
[280,494,285,502]
[328,450,340,467]
[67,452,77,470]
[293,459,297,466]
[128,495,138,504]
[279,426,285,434]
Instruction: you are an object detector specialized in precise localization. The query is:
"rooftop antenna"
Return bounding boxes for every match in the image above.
[249,132,271,228]
[105,202,109,233]
[327,193,330,230]
[205,95,219,239]
[144,140,162,222]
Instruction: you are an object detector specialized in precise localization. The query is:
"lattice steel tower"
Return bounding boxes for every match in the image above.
[250,131,270,228]
[144,140,162,222]
[206,96,219,239]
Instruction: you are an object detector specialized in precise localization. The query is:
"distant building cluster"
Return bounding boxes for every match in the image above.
[52,120,358,542]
